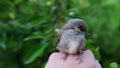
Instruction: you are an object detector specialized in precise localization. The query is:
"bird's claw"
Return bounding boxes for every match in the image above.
[79,60,81,64]
[60,56,67,61]
[76,54,82,64]
[76,57,81,64]
[60,53,68,61]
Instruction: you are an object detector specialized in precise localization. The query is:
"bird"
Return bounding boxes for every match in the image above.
[56,19,88,63]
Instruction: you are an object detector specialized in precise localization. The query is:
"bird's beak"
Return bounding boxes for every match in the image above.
[74,28,81,35]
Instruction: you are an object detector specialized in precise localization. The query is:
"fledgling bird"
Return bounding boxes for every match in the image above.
[56,19,88,63]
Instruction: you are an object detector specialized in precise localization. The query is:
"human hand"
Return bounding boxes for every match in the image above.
[45,50,102,68]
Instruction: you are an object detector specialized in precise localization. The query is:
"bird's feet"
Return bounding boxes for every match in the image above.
[76,54,82,64]
[60,53,68,61]
[78,54,82,64]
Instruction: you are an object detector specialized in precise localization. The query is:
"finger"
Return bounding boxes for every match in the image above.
[82,50,96,62]
[77,50,96,68]
[95,60,102,68]
[45,52,59,68]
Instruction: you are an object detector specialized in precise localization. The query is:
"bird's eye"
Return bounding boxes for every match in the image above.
[79,26,85,31]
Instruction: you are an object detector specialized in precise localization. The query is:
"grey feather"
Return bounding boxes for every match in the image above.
[56,19,88,55]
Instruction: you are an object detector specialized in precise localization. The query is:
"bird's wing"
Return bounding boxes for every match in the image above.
[56,30,63,47]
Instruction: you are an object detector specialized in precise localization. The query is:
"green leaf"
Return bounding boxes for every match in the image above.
[0,42,6,50]
[14,0,23,4]
[87,44,101,61]
[102,0,119,6]
[24,35,45,41]
[109,62,118,68]
[108,17,119,31]
[24,44,47,64]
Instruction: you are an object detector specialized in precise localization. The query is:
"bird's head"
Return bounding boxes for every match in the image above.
[62,19,89,37]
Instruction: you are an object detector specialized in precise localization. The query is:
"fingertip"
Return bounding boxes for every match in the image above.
[49,52,59,60]
[82,50,96,65]
[96,60,102,68]
[84,50,94,58]
[45,52,59,68]
[84,50,92,53]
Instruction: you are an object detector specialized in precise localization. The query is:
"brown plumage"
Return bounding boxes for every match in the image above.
[56,19,88,63]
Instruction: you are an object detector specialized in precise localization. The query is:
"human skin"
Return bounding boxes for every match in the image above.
[45,50,102,68]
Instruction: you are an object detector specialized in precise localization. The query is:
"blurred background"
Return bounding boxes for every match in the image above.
[0,0,120,68]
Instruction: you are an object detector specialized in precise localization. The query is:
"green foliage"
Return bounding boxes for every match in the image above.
[87,39,101,61]
[0,0,120,68]
[109,62,118,68]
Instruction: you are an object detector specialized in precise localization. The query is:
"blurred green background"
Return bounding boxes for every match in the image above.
[0,0,120,68]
